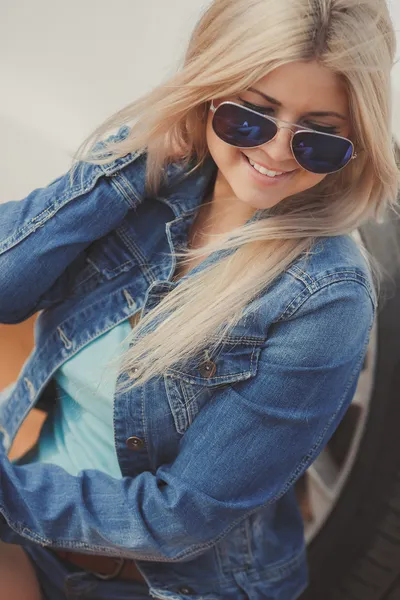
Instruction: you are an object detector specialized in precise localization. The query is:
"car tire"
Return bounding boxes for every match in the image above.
[301,217,400,600]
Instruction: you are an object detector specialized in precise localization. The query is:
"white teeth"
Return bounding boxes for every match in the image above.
[248,158,284,177]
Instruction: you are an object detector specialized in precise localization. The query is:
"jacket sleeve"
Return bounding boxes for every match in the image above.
[0,279,375,561]
[0,129,141,324]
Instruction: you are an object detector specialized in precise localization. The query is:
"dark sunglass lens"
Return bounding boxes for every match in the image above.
[292,132,353,174]
[212,103,277,148]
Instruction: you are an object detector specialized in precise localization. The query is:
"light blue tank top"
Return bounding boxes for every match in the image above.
[31,319,132,478]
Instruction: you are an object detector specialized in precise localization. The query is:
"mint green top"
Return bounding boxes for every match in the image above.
[30,319,132,477]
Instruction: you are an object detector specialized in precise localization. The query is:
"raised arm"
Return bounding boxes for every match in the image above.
[0,130,142,324]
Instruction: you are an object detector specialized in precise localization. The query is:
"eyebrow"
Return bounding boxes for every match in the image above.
[247,87,347,121]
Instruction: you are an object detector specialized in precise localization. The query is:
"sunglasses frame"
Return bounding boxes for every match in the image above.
[210,100,357,175]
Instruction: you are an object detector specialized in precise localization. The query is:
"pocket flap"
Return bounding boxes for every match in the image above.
[167,340,263,387]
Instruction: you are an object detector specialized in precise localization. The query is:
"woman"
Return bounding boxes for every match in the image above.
[0,0,398,598]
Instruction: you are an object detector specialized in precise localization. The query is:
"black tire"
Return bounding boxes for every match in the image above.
[301,216,400,600]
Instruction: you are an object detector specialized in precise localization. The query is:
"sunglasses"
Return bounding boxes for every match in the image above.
[210,100,357,175]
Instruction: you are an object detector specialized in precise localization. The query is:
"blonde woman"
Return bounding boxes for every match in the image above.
[0,0,398,599]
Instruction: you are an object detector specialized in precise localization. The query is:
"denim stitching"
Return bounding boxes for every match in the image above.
[10,516,306,566]
[287,265,314,290]
[279,274,376,321]
[117,226,156,284]
[0,170,102,255]
[108,173,141,209]
[164,376,189,434]
[109,171,142,207]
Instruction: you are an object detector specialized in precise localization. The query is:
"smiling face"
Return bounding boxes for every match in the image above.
[205,60,351,213]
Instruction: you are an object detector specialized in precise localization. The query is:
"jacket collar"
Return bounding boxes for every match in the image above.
[99,147,266,225]
[99,149,217,218]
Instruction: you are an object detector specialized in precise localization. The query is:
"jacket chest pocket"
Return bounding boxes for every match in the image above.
[164,340,262,435]
[84,225,144,280]
[58,225,149,302]
[56,229,139,301]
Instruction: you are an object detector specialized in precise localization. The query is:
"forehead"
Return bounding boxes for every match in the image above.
[250,60,349,116]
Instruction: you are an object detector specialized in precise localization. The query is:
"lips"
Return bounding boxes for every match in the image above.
[240,153,297,188]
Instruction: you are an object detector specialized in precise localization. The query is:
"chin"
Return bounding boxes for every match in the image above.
[234,187,288,211]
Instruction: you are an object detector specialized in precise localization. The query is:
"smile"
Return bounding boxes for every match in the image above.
[248,159,286,177]
[242,153,297,184]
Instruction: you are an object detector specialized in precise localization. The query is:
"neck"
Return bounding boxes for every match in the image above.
[198,169,256,237]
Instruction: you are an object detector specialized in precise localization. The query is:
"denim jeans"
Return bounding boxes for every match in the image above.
[24,544,151,600]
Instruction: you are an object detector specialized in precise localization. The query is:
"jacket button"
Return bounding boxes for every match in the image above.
[128,366,139,377]
[126,436,144,451]
[177,586,195,595]
[198,360,216,378]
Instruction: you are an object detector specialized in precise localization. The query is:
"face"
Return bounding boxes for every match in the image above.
[206,60,351,213]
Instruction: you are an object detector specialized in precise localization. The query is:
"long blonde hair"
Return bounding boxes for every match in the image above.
[72,0,399,391]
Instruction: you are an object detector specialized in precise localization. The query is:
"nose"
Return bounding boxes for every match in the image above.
[261,126,294,164]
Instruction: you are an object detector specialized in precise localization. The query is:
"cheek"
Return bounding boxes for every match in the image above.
[295,172,327,193]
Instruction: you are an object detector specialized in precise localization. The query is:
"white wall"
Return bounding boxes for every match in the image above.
[389,0,400,142]
[1,0,399,201]
[1,0,209,199]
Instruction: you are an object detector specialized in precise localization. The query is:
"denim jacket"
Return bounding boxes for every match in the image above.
[0,129,376,600]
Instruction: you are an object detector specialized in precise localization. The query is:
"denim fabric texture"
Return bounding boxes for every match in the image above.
[24,543,152,600]
[0,127,376,599]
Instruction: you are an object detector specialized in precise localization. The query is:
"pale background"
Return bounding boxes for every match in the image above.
[1,0,399,201]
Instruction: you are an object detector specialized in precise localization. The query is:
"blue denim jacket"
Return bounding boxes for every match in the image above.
[0,130,376,600]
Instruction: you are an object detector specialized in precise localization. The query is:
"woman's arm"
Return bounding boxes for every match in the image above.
[0,279,375,561]
[0,129,142,324]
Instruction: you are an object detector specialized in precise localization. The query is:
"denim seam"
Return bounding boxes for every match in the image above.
[287,265,314,289]
[85,256,136,285]
[182,384,204,418]
[4,512,304,565]
[98,149,143,176]
[117,226,156,284]
[41,283,141,338]
[141,380,149,455]
[0,168,103,255]
[164,376,189,435]
[108,172,142,210]
[279,274,376,321]
[181,381,196,427]
[7,515,308,569]
[102,259,134,277]
[200,336,264,346]
[287,266,373,292]
[71,267,98,291]
[168,344,259,384]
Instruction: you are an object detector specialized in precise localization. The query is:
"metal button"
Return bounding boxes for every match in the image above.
[198,360,216,378]
[126,436,144,451]
[128,366,139,377]
[177,586,195,596]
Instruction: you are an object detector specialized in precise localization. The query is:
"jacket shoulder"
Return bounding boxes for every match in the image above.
[288,234,377,310]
